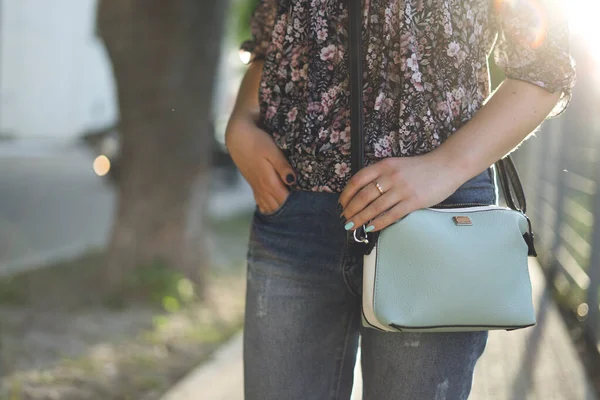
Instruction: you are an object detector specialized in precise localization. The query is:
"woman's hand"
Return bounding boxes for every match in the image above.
[225,117,296,214]
[338,153,462,232]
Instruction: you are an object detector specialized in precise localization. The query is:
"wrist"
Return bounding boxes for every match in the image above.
[428,144,473,189]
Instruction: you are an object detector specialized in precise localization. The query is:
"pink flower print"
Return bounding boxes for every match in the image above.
[317,28,328,41]
[260,87,272,102]
[447,42,460,57]
[308,101,322,114]
[320,44,337,61]
[334,162,350,178]
[291,69,301,81]
[400,32,411,48]
[330,131,340,143]
[444,23,453,37]
[374,92,385,110]
[287,107,298,122]
[341,142,351,155]
[340,126,350,142]
[318,129,327,140]
[412,71,422,83]
[301,64,308,79]
[407,53,419,71]
[400,56,407,71]
[456,50,467,65]
[266,106,277,120]
[337,45,344,60]
[274,20,285,34]
[383,98,394,112]
[414,82,424,92]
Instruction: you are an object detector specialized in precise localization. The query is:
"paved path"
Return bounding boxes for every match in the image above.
[162,258,597,400]
[0,141,255,276]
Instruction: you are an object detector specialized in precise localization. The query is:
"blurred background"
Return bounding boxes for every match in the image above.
[0,0,598,399]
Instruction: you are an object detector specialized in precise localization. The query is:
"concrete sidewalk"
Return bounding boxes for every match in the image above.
[162,259,597,400]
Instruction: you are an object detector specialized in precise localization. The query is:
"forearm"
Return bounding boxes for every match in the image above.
[433,78,563,186]
[227,60,264,129]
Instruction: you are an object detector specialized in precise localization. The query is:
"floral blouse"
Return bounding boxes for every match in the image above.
[240,0,576,193]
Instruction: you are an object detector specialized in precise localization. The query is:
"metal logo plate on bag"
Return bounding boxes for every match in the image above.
[453,216,472,226]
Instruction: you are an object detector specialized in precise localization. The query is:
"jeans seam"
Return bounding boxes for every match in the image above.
[343,270,359,297]
[340,233,360,297]
[333,309,354,400]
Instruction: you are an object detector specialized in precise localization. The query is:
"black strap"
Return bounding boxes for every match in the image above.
[348,0,526,213]
[348,0,365,174]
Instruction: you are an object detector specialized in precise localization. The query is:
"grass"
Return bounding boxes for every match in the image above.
[0,211,253,400]
[0,265,246,400]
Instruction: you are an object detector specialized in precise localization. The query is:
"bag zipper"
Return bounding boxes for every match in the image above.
[427,203,537,256]
[427,204,512,213]
[430,202,494,208]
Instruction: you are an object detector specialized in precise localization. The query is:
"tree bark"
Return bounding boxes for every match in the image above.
[97,0,228,290]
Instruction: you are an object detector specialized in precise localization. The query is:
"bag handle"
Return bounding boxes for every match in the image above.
[347,0,526,213]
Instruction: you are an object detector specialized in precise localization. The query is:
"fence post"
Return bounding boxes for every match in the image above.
[586,128,600,348]
[534,123,553,252]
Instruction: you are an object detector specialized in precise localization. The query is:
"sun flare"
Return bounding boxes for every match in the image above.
[568,0,600,63]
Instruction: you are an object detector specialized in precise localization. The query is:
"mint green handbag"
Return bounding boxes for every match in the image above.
[347,0,537,332]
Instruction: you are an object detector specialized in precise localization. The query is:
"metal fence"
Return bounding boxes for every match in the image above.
[511,38,600,349]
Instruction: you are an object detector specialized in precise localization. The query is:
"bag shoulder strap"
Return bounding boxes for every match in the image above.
[349,0,365,175]
[347,0,526,214]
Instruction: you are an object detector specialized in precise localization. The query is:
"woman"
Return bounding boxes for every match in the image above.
[225,0,576,398]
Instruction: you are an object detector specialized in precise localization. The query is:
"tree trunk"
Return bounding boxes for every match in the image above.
[97,0,228,290]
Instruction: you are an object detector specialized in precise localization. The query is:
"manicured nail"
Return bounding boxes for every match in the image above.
[286,174,295,184]
[365,225,375,233]
[344,221,355,231]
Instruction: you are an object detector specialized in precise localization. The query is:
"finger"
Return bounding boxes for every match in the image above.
[257,164,290,213]
[259,159,291,200]
[363,198,418,232]
[342,175,392,220]
[339,160,390,208]
[258,193,280,214]
[266,147,297,186]
[271,181,290,205]
[344,188,404,230]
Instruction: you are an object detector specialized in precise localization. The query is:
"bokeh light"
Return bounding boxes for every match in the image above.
[239,49,252,65]
[93,155,111,176]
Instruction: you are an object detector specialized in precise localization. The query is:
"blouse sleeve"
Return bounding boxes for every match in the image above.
[239,0,278,64]
[491,0,576,117]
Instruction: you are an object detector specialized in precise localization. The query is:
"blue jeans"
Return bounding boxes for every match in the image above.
[243,168,497,400]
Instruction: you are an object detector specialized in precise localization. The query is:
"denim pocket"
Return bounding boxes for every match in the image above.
[441,168,496,206]
[254,189,298,219]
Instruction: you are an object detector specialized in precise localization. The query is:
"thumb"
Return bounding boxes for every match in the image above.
[267,149,296,186]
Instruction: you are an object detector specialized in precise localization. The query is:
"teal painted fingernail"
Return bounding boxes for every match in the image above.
[365,225,375,232]
[344,221,355,231]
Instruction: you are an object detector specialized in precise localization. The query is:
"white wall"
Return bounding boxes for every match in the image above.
[0,0,118,140]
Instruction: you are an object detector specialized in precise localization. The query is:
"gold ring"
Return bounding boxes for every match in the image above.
[374,181,384,195]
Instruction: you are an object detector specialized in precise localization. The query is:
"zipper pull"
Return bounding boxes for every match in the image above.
[522,213,537,257]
